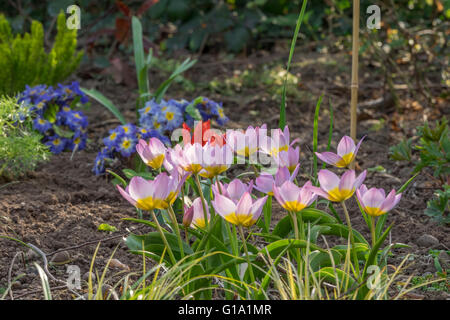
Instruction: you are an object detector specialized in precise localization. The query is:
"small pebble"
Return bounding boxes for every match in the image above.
[416,234,439,247]
[50,251,71,265]
[82,272,96,283]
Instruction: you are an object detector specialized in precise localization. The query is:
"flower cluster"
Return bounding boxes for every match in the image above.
[139,97,228,136]
[17,82,89,154]
[117,124,403,232]
[93,97,229,175]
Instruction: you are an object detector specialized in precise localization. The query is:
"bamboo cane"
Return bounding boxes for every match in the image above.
[350,0,360,169]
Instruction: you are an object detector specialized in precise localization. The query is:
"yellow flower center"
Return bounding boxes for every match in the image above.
[364,207,386,217]
[335,153,354,168]
[224,212,256,227]
[327,187,354,202]
[166,112,175,121]
[282,201,307,212]
[147,154,165,170]
[136,197,168,211]
[122,140,131,149]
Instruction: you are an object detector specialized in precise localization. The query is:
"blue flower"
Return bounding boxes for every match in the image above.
[157,100,183,131]
[117,135,137,158]
[103,127,123,149]
[45,136,66,154]
[118,123,138,138]
[33,117,52,133]
[68,132,87,151]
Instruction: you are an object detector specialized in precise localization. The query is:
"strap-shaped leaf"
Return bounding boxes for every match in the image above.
[81,88,126,124]
[261,239,325,259]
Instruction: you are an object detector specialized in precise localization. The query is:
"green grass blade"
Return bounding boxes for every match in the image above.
[34,263,52,300]
[313,94,324,184]
[132,16,150,111]
[279,0,308,129]
[81,88,126,124]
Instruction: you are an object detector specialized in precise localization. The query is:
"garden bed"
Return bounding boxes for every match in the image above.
[0,48,448,300]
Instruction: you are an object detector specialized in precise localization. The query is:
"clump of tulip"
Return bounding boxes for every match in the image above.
[115,120,404,292]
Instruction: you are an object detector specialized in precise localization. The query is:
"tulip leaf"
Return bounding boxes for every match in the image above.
[313,267,357,292]
[126,232,193,264]
[362,223,394,280]
[81,88,126,125]
[261,239,325,259]
[320,223,369,245]
[309,249,342,272]
[272,208,337,238]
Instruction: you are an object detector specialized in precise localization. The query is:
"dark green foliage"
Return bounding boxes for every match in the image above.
[425,185,449,224]
[0,11,83,96]
[390,117,450,224]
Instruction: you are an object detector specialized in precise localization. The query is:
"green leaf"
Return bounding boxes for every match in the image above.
[126,232,193,263]
[97,223,117,232]
[43,104,59,123]
[272,208,337,238]
[313,267,357,290]
[309,249,342,272]
[261,239,325,259]
[81,88,126,125]
[279,0,308,129]
[153,58,196,102]
[52,125,74,138]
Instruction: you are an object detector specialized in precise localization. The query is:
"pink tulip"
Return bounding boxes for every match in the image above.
[356,184,402,217]
[184,197,210,229]
[273,180,317,212]
[136,138,167,170]
[309,169,367,202]
[315,135,365,168]
[274,146,300,174]
[117,174,171,211]
[173,143,204,174]
[212,191,268,227]
[227,126,259,157]
[254,165,299,195]
[259,125,299,157]
[198,142,233,179]
[212,178,254,204]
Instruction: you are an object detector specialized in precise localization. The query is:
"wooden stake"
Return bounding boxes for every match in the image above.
[350,0,360,169]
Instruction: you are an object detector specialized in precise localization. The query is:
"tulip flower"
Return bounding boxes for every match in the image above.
[199,143,233,179]
[315,135,365,168]
[212,179,254,203]
[259,125,299,157]
[310,169,367,202]
[136,138,167,170]
[165,171,189,205]
[212,192,267,227]
[175,143,204,174]
[356,184,402,217]
[184,197,210,229]
[227,126,259,157]
[254,165,299,196]
[117,174,172,211]
[273,180,317,212]
[274,146,300,174]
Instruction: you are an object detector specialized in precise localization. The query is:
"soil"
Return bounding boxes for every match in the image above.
[0,44,448,300]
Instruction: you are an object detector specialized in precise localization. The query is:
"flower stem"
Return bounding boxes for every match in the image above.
[194,174,209,229]
[341,201,360,278]
[150,210,177,265]
[238,225,255,284]
[168,205,184,258]
[370,215,376,248]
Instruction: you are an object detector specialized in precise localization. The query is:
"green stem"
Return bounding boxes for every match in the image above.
[168,205,184,258]
[370,215,376,248]
[341,201,361,278]
[238,225,255,284]
[150,210,177,265]
[194,174,209,229]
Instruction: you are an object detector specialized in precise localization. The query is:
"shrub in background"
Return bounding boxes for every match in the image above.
[0,96,50,179]
[17,82,89,155]
[0,11,83,96]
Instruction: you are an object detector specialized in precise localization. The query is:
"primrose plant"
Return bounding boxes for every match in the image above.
[113,120,414,299]
[17,82,89,155]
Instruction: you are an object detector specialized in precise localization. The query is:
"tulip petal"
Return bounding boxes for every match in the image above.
[337,136,356,158]
[117,185,137,207]
[339,170,356,192]
[212,193,236,218]
[318,169,340,192]
[316,152,343,166]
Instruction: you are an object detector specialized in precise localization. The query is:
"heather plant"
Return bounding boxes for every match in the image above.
[17,82,89,155]
[0,12,83,96]
[0,96,50,179]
